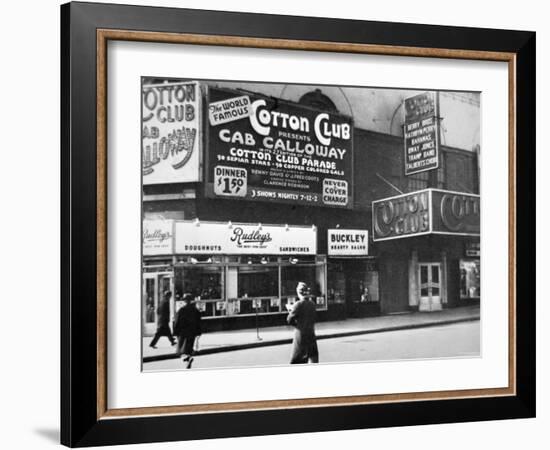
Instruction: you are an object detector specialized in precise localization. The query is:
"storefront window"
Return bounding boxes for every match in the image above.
[362,270,379,302]
[460,260,480,299]
[328,261,379,305]
[238,265,278,298]
[282,265,317,296]
[177,266,223,299]
[173,256,327,318]
[327,263,346,304]
[235,264,280,314]
[174,265,224,316]
[281,259,326,310]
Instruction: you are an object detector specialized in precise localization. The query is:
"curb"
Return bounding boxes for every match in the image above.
[143,315,480,363]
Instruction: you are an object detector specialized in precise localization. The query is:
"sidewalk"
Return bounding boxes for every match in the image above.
[143,305,480,363]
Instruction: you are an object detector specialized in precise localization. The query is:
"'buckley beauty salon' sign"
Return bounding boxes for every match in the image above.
[174,221,317,255]
[327,229,369,256]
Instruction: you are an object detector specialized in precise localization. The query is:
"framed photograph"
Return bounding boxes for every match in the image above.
[61,1,535,447]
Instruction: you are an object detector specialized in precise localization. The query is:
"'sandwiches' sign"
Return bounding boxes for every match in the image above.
[174,221,317,255]
[327,229,369,256]
[372,189,480,241]
[142,81,201,184]
[206,87,354,208]
[404,92,439,176]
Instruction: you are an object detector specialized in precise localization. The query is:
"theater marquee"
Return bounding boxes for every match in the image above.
[372,189,480,241]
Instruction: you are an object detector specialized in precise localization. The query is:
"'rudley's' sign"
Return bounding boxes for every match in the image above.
[327,229,369,256]
[175,221,317,255]
[143,220,174,255]
[372,189,480,241]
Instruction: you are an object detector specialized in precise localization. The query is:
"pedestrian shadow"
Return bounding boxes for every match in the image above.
[34,428,59,443]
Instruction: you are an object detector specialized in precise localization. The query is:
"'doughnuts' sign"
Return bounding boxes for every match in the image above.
[142,81,201,184]
[206,87,354,208]
[372,189,480,241]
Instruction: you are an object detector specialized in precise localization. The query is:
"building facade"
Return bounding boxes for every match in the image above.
[142,80,480,335]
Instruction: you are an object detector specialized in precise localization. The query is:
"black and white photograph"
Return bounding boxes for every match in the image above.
[141,78,481,371]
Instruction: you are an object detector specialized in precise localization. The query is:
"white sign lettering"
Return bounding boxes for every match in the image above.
[327,229,369,256]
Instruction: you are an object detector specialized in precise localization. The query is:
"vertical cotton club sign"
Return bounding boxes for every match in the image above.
[142,81,202,184]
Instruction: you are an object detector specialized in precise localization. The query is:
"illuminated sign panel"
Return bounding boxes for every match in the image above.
[403,92,439,175]
[372,189,480,241]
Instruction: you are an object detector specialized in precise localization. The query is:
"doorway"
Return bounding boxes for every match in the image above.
[142,272,173,336]
[418,263,442,311]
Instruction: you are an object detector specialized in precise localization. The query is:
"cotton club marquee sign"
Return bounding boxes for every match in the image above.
[372,189,480,241]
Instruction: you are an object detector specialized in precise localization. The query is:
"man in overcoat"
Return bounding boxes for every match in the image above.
[149,290,176,348]
[173,293,202,369]
[287,281,319,364]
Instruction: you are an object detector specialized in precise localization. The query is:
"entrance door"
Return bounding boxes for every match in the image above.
[142,272,173,336]
[418,263,442,311]
[143,273,158,336]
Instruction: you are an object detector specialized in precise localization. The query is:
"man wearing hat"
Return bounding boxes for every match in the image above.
[149,290,176,349]
[287,281,319,364]
[173,293,202,369]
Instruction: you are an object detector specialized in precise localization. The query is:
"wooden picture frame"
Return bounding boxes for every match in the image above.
[61,1,535,447]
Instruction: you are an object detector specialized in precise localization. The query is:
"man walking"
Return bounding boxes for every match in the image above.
[173,293,202,369]
[287,281,319,364]
[149,290,176,348]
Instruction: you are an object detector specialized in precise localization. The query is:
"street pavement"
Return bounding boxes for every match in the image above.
[144,321,480,371]
[143,305,480,363]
